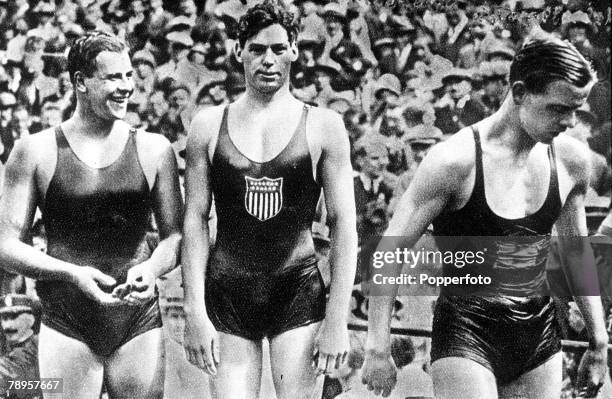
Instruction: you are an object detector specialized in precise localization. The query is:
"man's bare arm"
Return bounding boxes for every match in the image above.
[313,111,358,374]
[181,109,220,374]
[555,139,608,397]
[146,142,183,277]
[0,137,78,281]
[362,141,462,397]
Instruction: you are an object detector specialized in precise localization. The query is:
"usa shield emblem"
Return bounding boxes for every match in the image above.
[244,176,283,221]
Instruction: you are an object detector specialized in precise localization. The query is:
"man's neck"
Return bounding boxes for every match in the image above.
[242,83,295,111]
[69,104,115,137]
[487,94,538,157]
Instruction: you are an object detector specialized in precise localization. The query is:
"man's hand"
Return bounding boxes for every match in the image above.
[112,261,156,305]
[574,346,608,398]
[361,349,398,397]
[312,319,349,375]
[70,266,122,306]
[183,312,220,375]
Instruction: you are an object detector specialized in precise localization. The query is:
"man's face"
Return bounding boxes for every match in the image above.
[169,88,190,111]
[236,24,298,95]
[0,93,16,126]
[446,79,471,101]
[0,311,34,345]
[149,91,168,117]
[362,150,388,178]
[483,78,507,100]
[517,80,592,144]
[12,108,30,138]
[81,50,134,121]
[135,62,154,79]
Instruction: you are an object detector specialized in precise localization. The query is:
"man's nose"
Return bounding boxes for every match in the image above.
[262,48,275,66]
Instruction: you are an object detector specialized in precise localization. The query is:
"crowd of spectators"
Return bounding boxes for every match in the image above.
[0,0,610,397]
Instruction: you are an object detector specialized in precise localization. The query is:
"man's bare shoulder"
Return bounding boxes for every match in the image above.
[10,128,57,165]
[554,133,590,183]
[189,105,226,140]
[306,106,346,147]
[421,128,476,179]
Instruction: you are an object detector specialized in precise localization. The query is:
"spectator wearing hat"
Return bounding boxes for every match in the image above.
[562,11,607,80]
[156,30,194,81]
[297,30,325,68]
[484,42,515,62]
[390,121,443,214]
[372,35,398,76]
[320,2,348,71]
[5,19,30,65]
[0,294,41,399]
[434,67,486,135]
[311,63,341,108]
[146,89,171,136]
[370,73,401,129]
[353,135,395,245]
[437,6,470,65]
[477,60,511,115]
[27,1,59,43]
[131,49,158,114]
[329,39,373,93]
[15,53,58,118]
[175,40,228,98]
[146,0,174,38]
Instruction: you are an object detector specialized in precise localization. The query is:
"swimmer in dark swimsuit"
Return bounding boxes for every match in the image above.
[361,35,608,399]
[0,31,182,399]
[181,2,357,398]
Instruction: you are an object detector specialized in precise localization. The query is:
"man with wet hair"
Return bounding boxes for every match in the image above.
[0,31,182,398]
[362,35,608,398]
[182,1,357,398]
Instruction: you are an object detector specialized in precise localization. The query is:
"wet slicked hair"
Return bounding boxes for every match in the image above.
[67,31,128,85]
[510,36,595,94]
[236,0,298,47]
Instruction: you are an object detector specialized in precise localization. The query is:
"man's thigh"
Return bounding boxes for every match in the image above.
[104,327,165,399]
[432,357,498,399]
[499,352,562,399]
[38,323,104,399]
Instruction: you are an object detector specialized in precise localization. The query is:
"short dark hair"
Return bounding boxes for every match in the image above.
[510,36,595,94]
[236,0,298,47]
[67,31,128,85]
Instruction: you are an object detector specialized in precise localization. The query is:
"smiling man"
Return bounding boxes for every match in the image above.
[0,294,40,399]
[181,2,357,398]
[0,31,182,398]
[362,35,609,398]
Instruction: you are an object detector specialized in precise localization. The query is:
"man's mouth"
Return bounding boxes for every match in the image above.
[110,96,129,104]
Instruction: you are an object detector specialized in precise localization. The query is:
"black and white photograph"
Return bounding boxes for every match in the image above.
[0,0,610,398]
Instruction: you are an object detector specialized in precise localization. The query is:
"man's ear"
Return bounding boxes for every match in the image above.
[511,81,527,105]
[234,41,243,63]
[74,71,87,93]
[289,40,299,62]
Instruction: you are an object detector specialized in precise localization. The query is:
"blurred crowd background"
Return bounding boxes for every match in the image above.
[0,0,610,398]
